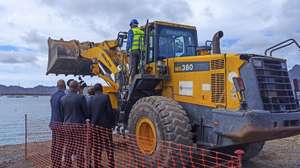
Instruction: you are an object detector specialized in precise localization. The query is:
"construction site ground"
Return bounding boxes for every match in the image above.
[0,135,299,168]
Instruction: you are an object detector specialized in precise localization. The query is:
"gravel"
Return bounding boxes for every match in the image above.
[244,135,300,168]
[0,144,33,168]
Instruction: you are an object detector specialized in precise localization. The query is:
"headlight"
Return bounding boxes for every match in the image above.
[281,62,287,69]
[253,59,263,68]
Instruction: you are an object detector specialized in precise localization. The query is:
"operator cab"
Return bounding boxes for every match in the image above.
[145,21,198,63]
[117,21,199,63]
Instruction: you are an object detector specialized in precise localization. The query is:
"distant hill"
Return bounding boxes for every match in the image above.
[0,85,56,96]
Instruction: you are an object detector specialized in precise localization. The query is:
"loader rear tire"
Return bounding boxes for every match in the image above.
[128,96,193,166]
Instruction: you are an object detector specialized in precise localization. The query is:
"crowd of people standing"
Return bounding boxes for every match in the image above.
[50,79,115,168]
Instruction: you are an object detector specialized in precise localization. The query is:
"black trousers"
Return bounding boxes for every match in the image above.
[129,51,140,82]
[50,124,64,168]
[92,128,115,168]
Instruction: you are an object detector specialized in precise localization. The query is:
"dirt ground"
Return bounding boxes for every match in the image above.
[243,135,300,168]
[1,135,300,168]
[0,144,33,168]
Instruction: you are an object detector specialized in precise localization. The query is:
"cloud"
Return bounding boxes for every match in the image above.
[22,30,48,51]
[40,0,192,37]
[192,0,300,66]
[0,0,299,87]
[0,50,37,64]
[0,5,4,12]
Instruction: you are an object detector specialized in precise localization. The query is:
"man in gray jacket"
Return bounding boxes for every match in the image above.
[60,80,88,168]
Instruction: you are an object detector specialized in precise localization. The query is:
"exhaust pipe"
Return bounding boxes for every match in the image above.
[212,31,224,54]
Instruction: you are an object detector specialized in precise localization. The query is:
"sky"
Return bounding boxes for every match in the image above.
[0,0,299,87]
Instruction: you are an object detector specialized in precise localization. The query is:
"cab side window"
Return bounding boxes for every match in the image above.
[147,29,155,63]
[158,26,197,60]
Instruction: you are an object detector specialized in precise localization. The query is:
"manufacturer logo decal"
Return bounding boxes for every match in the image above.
[174,62,210,72]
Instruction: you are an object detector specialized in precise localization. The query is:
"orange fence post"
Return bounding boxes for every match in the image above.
[188,145,195,168]
[24,114,28,160]
[201,148,206,168]
[216,152,220,168]
[234,149,244,168]
[227,160,234,168]
[179,144,186,168]
[85,120,91,168]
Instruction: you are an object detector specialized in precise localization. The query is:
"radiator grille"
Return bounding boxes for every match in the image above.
[211,73,225,103]
[211,59,225,70]
[254,58,297,112]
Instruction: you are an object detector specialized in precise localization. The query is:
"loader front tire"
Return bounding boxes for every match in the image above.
[128,96,193,165]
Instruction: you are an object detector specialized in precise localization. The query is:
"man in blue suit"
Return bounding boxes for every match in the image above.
[49,79,66,168]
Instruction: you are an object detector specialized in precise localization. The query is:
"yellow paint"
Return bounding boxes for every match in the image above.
[198,49,210,56]
[146,62,157,75]
[153,21,196,30]
[103,86,118,109]
[82,47,118,74]
[99,53,245,111]
[79,40,128,110]
[159,54,246,111]
[163,54,225,108]
[224,54,246,110]
[70,21,247,112]
[135,117,157,155]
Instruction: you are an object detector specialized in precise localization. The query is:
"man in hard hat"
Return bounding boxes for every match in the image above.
[126,19,145,82]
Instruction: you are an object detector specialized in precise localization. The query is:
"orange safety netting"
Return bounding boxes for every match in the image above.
[26,122,243,168]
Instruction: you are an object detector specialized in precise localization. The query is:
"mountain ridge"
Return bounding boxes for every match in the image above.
[0,85,56,95]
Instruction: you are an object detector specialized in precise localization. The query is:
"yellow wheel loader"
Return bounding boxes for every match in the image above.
[47,21,300,161]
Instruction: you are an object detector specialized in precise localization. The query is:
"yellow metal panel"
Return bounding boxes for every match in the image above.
[153,21,196,30]
[161,54,245,111]
[103,86,118,109]
[224,54,246,111]
[82,47,118,74]
[146,62,156,75]
[163,54,227,108]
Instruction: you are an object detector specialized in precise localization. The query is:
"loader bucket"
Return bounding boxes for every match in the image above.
[47,38,93,76]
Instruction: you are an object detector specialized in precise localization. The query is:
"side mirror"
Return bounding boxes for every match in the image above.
[117,32,128,48]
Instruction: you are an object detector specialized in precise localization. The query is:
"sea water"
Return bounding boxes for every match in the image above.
[0,96,51,145]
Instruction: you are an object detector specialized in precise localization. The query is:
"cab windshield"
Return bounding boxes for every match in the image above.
[158,25,197,60]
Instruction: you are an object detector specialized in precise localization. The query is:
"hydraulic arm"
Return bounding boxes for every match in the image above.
[47,38,128,91]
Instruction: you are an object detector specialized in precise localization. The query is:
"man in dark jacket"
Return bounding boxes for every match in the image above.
[89,83,115,168]
[50,79,66,168]
[60,80,88,168]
